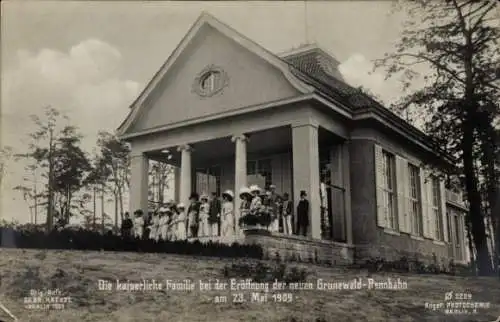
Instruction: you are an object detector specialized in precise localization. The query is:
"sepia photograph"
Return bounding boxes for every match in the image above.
[0,1,499,321]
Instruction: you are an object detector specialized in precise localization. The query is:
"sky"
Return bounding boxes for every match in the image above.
[1,1,411,224]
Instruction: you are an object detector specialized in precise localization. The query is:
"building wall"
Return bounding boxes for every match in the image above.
[349,128,454,265]
[129,25,300,133]
[195,152,293,196]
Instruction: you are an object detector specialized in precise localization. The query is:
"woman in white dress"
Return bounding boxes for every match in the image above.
[176,203,187,240]
[220,190,235,240]
[157,209,168,241]
[237,187,252,236]
[169,211,178,241]
[149,211,160,241]
[198,194,210,237]
[133,210,144,239]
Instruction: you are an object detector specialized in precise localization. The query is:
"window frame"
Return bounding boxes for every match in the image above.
[431,176,444,241]
[408,163,423,236]
[381,150,397,230]
[247,158,273,189]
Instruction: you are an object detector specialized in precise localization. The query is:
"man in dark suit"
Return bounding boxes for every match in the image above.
[296,190,309,237]
[187,192,200,238]
[208,192,221,236]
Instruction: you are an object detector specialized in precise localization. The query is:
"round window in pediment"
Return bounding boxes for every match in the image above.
[193,65,228,97]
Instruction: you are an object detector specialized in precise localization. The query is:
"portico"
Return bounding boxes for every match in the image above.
[127,103,352,241]
[118,12,471,266]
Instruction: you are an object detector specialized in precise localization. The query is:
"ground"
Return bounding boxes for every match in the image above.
[0,249,498,322]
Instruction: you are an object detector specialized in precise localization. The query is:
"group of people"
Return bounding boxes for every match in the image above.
[120,183,311,242]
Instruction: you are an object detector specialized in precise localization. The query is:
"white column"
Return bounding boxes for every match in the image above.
[177,145,193,207]
[129,153,149,215]
[292,122,321,239]
[174,166,181,202]
[231,134,248,222]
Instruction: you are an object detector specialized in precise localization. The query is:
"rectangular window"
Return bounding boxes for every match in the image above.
[247,160,256,176]
[195,166,222,196]
[382,151,397,230]
[408,164,423,236]
[247,158,272,189]
[432,177,444,240]
[454,214,463,261]
[447,209,453,242]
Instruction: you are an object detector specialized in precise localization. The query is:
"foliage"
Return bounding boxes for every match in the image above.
[14,106,93,230]
[0,226,264,259]
[357,255,476,276]
[149,159,174,205]
[239,207,273,228]
[222,260,310,283]
[0,145,13,187]
[374,0,499,276]
[239,213,273,228]
[94,131,131,227]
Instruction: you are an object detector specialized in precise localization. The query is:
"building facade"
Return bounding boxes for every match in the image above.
[117,13,468,265]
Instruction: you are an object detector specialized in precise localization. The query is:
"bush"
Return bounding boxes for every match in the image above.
[359,256,466,275]
[222,261,310,283]
[239,210,273,228]
[0,227,264,260]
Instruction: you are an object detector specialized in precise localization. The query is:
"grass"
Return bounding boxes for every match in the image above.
[0,248,498,322]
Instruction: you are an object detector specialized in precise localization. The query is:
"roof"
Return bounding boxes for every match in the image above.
[278,44,453,164]
[116,12,453,164]
[280,44,383,109]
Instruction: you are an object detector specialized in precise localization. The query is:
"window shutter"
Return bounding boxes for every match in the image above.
[419,168,430,238]
[439,179,449,242]
[426,175,436,239]
[396,156,409,233]
[374,145,387,228]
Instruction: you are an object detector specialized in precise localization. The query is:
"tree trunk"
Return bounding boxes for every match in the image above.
[101,184,105,234]
[466,221,476,273]
[34,174,38,225]
[462,121,492,275]
[118,184,124,222]
[93,186,97,231]
[480,132,499,275]
[46,128,54,232]
[114,190,118,233]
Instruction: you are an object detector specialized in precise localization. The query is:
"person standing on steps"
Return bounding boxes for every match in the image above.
[282,193,293,235]
[208,192,221,236]
[187,192,201,238]
[121,212,133,238]
[198,194,210,237]
[220,190,235,241]
[133,210,144,239]
[296,190,309,237]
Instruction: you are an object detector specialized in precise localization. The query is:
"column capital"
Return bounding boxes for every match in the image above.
[231,134,249,143]
[130,153,148,159]
[177,144,193,152]
[291,119,319,129]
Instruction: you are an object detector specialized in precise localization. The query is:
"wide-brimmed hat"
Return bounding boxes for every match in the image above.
[200,193,209,201]
[239,187,251,197]
[269,184,276,189]
[249,185,261,193]
[177,203,185,209]
[159,207,168,213]
[222,190,234,200]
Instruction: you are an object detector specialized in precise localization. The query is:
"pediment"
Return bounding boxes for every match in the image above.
[118,13,312,138]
